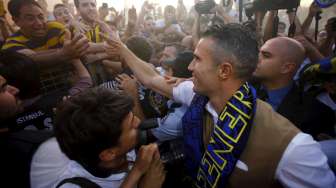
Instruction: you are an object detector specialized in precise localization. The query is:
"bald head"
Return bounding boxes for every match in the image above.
[255,37,307,85]
[268,37,305,67]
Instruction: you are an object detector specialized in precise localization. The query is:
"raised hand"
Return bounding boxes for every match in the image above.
[128,6,138,27]
[116,74,139,97]
[294,35,315,53]
[71,20,91,34]
[308,2,322,17]
[100,32,123,61]
[62,30,90,59]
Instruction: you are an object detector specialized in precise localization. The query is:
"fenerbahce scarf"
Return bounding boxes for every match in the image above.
[182,83,257,188]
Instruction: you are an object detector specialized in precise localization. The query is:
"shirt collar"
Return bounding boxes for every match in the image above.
[266,82,294,110]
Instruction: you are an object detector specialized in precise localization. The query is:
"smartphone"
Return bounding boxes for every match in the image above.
[0,0,5,17]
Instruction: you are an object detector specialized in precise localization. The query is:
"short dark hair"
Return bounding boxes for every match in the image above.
[163,51,193,78]
[8,0,42,18]
[202,23,259,80]
[54,3,67,11]
[54,88,134,173]
[164,43,185,56]
[74,0,96,8]
[125,36,153,62]
[0,50,41,99]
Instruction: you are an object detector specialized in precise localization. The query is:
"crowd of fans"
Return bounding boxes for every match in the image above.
[0,0,335,187]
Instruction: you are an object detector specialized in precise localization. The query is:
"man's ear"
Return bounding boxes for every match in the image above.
[99,148,117,162]
[281,62,296,74]
[218,62,233,80]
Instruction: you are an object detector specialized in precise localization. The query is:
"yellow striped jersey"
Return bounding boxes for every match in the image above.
[72,21,103,43]
[2,21,66,51]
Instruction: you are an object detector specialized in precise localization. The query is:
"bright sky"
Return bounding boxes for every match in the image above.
[97,0,198,11]
[48,0,313,12]
[97,0,313,11]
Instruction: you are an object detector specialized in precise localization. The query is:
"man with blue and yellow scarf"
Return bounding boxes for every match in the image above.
[103,23,336,188]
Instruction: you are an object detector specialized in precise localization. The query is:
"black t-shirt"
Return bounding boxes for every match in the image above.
[5,90,67,131]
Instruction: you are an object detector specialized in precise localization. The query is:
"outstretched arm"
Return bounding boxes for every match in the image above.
[103,34,174,99]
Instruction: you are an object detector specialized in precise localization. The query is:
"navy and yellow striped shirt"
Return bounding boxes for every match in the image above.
[84,24,102,43]
[2,21,66,51]
[72,22,107,85]
[2,21,70,94]
[71,21,103,43]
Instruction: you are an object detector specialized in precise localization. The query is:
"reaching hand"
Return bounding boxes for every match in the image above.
[165,75,190,87]
[116,74,139,98]
[100,32,123,61]
[71,20,91,34]
[128,7,138,27]
[294,35,315,52]
[308,2,322,17]
[62,30,90,59]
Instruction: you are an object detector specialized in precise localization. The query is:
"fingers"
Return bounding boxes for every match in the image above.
[70,34,82,45]
[63,29,72,43]
[131,75,138,81]
[115,74,135,90]
[135,143,159,173]
[100,32,121,45]
[70,35,89,57]
[116,73,131,82]
[138,143,158,160]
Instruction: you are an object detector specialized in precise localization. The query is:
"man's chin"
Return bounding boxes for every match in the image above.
[192,85,204,95]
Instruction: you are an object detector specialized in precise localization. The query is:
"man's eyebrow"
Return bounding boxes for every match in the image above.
[260,50,272,56]
[193,54,200,60]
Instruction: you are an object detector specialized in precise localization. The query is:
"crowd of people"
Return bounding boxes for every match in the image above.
[0,0,335,187]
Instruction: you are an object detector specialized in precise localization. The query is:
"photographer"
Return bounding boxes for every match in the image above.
[30,88,165,188]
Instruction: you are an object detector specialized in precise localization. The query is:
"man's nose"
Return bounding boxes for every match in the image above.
[188,59,195,71]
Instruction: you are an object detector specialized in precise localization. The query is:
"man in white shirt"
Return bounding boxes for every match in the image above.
[30,88,165,188]
[103,23,336,187]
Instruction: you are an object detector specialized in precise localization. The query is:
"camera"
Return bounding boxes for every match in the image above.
[252,0,300,11]
[244,0,300,17]
[137,118,159,147]
[195,0,216,15]
[137,118,185,165]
